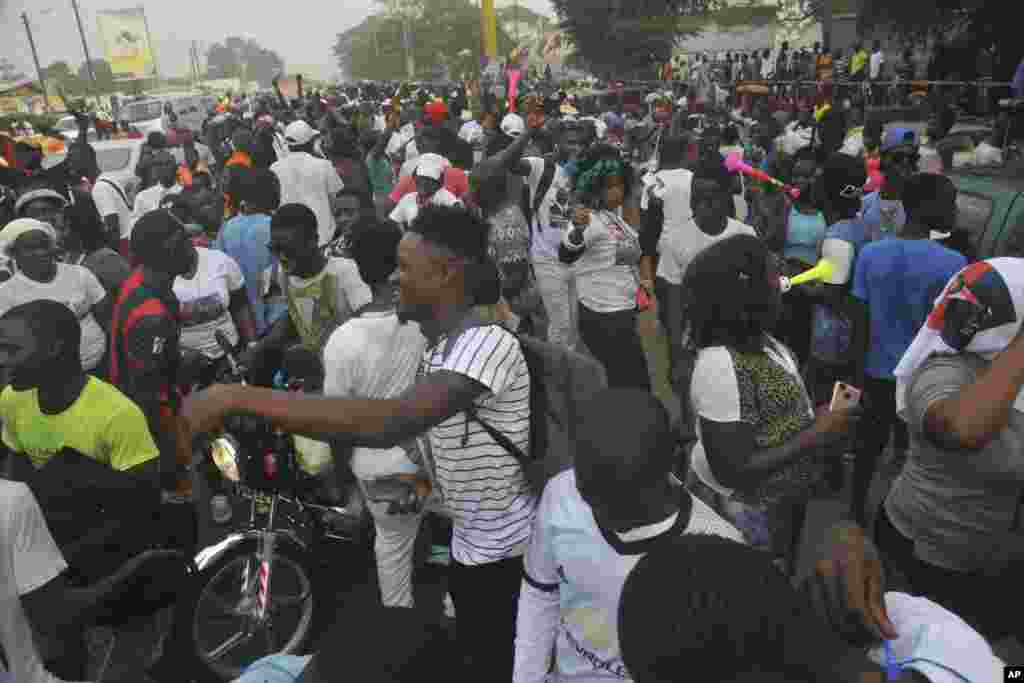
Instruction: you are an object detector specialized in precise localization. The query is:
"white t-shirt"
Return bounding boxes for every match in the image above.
[866,592,1004,683]
[458,120,484,146]
[657,218,757,287]
[173,247,245,358]
[689,339,811,496]
[567,210,642,313]
[421,324,535,565]
[523,156,574,262]
[388,189,462,230]
[91,175,134,239]
[0,480,71,683]
[514,470,742,683]
[322,311,428,480]
[271,151,345,247]
[0,265,107,371]
[131,184,182,231]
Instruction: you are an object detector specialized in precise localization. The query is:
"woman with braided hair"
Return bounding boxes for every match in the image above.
[561,144,651,390]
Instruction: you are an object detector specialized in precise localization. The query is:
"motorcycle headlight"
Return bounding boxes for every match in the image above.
[210,435,241,482]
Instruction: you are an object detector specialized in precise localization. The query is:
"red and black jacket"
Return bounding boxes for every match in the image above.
[109,269,182,412]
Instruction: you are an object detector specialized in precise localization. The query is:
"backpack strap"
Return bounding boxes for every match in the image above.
[99,177,131,209]
[465,406,531,466]
[521,157,557,242]
[440,313,535,467]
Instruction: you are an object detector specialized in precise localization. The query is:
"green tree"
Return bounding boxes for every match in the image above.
[77,59,116,93]
[334,0,517,81]
[42,61,86,95]
[206,38,286,87]
[858,0,1022,83]
[550,0,717,79]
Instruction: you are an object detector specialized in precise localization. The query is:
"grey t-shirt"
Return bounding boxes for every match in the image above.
[886,353,1024,572]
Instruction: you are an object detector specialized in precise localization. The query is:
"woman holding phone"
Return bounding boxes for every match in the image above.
[685,234,860,574]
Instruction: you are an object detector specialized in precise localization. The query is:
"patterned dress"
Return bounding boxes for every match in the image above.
[721,342,822,566]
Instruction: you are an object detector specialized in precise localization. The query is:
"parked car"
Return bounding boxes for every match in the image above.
[54,115,96,143]
[949,162,1024,259]
[44,138,185,202]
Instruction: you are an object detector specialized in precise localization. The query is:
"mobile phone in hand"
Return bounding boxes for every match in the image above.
[830,382,862,411]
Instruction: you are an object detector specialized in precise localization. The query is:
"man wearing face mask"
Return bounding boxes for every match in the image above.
[110,210,199,498]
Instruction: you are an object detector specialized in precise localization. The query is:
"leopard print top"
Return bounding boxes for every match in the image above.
[729,340,823,506]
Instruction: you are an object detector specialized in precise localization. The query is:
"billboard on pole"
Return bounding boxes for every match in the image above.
[97,7,155,79]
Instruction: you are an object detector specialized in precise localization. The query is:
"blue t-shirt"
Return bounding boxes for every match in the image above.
[861,192,906,238]
[213,213,287,336]
[784,207,828,265]
[852,238,966,379]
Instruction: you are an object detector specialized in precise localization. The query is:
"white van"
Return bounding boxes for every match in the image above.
[119,94,216,135]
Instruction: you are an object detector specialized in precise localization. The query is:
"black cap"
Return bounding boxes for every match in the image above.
[131,209,183,266]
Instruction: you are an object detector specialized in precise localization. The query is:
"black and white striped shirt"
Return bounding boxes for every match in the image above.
[422,324,536,565]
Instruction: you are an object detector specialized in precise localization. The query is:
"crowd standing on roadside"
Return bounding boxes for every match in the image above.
[0,64,1021,683]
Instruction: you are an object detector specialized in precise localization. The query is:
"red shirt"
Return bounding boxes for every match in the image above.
[388,166,469,203]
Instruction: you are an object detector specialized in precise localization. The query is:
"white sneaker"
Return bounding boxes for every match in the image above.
[211,494,232,524]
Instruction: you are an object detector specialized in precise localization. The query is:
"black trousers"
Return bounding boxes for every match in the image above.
[851,376,909,526]
[448,555,523,679]
[875,507,1024,643]
[577,303,652,392]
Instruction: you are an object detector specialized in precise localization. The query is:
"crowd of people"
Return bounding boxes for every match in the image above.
[0,71,1019,683]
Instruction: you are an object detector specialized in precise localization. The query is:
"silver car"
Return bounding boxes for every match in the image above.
[45,138,185,202]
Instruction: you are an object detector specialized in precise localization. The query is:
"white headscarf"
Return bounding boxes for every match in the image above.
[0,218,56,257]
[894,258,1024,416]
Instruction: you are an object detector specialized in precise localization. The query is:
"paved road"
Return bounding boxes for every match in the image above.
[97,311,1016,680]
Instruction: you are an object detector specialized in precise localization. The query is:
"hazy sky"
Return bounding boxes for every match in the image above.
[2,0,554,82]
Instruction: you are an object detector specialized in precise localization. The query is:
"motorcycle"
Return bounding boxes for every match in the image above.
[176,332,369,682]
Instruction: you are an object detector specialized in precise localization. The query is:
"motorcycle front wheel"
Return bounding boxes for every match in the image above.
[176,539,317,682]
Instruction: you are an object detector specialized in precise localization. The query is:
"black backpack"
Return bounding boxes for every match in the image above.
[442,316,607,495]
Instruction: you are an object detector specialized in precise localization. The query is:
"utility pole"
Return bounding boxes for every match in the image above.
[70,0,97,87]
[139,6,160,86]
[21,12,50,113]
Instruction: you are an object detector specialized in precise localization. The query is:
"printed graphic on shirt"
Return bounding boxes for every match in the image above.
[606,216,642,266]
[563,610,629,678]
[17,418,64,466]
[179,293,227,328]
[549,183,572,232]
[152,336,165,356]
[878,201,901,234]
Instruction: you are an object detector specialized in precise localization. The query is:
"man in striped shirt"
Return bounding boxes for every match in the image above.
[180,204,534,679]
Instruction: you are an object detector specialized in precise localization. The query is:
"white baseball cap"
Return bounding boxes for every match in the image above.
[284,120,318,147]
[500,113,525,138]
[414,153,448,181]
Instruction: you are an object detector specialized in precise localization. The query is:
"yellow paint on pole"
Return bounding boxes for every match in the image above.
[481,0,498,60]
